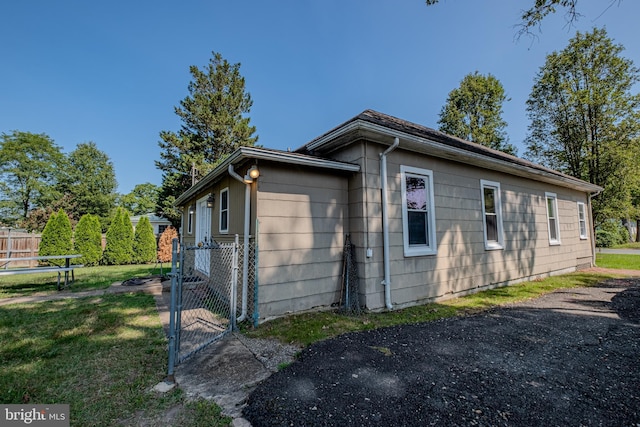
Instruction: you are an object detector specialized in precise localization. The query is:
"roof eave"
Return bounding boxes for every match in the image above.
[174,147,360,207]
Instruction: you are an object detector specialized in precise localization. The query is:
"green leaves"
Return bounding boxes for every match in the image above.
[438,71,516,155]
[525,28,640,228]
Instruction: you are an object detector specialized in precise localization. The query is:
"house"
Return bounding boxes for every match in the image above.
[130,213,172,237]
[174,110,602,323]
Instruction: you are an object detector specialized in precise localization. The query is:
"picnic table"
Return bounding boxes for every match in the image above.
[0,255,83,290]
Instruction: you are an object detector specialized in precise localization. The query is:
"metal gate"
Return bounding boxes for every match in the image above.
[166,236,241,375]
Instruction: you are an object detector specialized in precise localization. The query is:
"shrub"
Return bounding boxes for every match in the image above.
[102,208,134,265]
[38,209,74,266]
[74,214,103,266]
[596,220,629,248]
[133,216,157,264]
[157,226,178,263]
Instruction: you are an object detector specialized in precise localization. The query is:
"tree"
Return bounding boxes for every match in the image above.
[424,1,623,39]
[74,214,103,266]
[102,207,134,265]
[58,142,117,220]
[119,183,160,215]
[0,131,64,225]
[156,51,258,225]
[132,216,157,264]
[157,225,178,263]
[438,72,516,155]
[524,28,640,229]
[18,194,77,233]
[38,209,73,266]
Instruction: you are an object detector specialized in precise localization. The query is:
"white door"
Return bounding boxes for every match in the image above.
[195,196,212,275]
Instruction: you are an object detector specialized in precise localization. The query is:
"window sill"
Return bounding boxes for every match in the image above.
[485,244,504,251]
[404,247,437,257]
[549,241,562,246]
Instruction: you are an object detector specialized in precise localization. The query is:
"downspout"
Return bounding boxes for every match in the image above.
[588,189,603,266]
[228,164,251,322]
[380,137,399,310]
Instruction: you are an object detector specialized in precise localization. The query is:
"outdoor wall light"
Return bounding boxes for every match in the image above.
[206,193,215,208]
[188,205,195,214]
[248,165,260,179]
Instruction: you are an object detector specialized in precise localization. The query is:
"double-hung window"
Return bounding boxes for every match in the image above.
[577,202,588,239]
[219,188,229,234]
[480,180,504,250]
[545,192,561,245]
[401,166,437,256]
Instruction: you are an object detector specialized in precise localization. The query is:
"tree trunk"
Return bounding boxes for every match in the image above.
[636,218,640,243]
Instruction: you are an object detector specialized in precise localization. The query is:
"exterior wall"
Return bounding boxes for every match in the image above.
[334,140,594,311]
[255,163,350,320]
[180,176,250,246]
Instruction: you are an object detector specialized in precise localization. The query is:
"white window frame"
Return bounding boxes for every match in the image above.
[400,165,437,257]
[577,202,588,240]
[545,192,561,245]
[219,187,229,234]
[480,180,504,250]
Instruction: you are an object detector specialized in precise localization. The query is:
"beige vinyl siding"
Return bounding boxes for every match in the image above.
[346,141,594,310]
[256,165,349,320]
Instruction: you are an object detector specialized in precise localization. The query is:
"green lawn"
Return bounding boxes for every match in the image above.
[0,265,229,426]
[0,264,165,299]
[596,253,640,270]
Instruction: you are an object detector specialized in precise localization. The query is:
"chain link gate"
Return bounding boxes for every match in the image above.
[166,235,256,378]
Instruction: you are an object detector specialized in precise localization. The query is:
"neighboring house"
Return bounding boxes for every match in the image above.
[130,213,172,237]
[175,110,602,323]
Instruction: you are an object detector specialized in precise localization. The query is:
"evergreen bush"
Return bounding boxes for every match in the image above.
[102,208,134,265]
[157,226,178,263]
[74,214,103,266]
[133,216,157,264]
[38,209,73,266]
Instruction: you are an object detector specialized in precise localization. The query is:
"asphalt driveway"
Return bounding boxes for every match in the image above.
[244,278,640,426]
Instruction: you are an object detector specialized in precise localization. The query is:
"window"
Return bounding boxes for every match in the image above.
[219,188,229,233]
[401,166,437,256]
[577,202,588,239]
[480,180,504,250]
[158,225,168,235]
[187,207,193,235]
[545,192,561,245]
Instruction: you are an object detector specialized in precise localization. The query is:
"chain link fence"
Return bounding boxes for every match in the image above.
[167,236,256,372]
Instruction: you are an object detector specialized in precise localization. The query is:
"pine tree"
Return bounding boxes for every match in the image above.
[133,216,157,264]
[74,214,102,266]
[38,209,73,266]
[102,208,134,265]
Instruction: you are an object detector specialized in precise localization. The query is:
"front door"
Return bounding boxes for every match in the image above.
[195,196,212,275]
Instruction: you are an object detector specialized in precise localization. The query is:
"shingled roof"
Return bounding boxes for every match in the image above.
[299,109,602,193]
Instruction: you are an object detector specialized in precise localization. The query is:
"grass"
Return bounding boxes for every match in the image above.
[0,264,230,426]
[596,253,640,270]
[612,242,640,250]
[0,264,164,299]
[244,271,623,346]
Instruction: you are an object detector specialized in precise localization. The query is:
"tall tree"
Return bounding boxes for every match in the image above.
[102,207,134,265]
[0,131,64,225]
[74,214,103,266]
[438,72,516,155]
[525,28,640,228]
[39,209,73,266]
[119,183,160,215]
[132,215,157,264]
[58,142,117,220]
[156,51,258,225]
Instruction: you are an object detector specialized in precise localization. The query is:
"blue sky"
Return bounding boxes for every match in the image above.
[1,0,638,194]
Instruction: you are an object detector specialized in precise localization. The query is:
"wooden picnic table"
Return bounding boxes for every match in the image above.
[0,254,83,290]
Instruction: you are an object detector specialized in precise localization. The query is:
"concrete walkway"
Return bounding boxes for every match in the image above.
[596,247,640,255]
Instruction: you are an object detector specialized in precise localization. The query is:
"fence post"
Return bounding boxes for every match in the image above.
[230,234,239,331]
[166,238,179,382]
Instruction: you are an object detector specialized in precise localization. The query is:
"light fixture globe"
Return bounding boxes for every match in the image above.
[248,165,260,179]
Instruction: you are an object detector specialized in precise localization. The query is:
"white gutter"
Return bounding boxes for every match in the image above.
[228,164,252,323]
[380,137,399,310]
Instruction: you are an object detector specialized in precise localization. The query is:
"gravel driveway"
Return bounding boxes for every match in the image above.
[243,278,640,426]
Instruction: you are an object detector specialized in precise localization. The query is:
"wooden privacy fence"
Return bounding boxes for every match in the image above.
[0,229,107,268]
[0,229,41,267]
